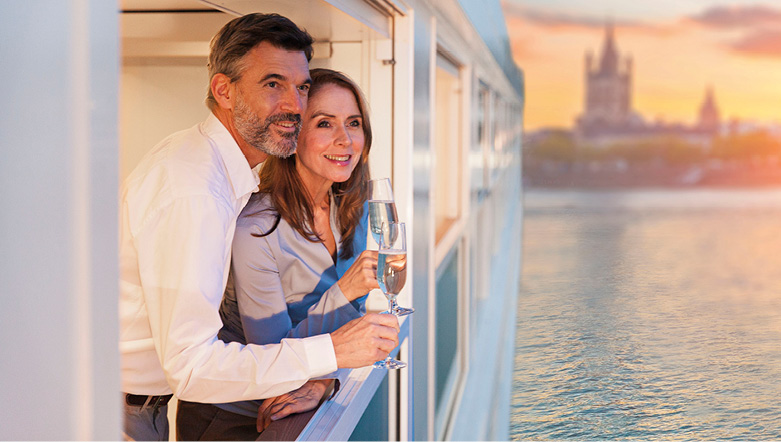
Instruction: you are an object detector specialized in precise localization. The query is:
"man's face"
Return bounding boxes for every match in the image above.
[231,41,311,158]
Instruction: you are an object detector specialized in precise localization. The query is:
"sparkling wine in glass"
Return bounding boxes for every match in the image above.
[378,222,414,318]
[368,178,398,246]
[374,222,413,370]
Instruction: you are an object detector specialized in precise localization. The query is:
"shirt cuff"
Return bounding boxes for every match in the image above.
[300,333,338,377]
[325,283,363,316]
[311,368,351,384]
[328,282,351,306]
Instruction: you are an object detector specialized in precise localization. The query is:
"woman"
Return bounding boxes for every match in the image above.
[177,69,379,440]
[223,68,377,344]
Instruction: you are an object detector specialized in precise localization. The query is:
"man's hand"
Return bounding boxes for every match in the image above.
[256,379,331,432]
[336,250,379,301]
[331,313,400,368]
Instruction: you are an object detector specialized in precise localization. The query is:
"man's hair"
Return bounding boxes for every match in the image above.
[205,13,314,110]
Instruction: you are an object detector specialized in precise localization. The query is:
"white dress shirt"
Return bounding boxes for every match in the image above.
[215,193,368,416]
[119,113,337,402]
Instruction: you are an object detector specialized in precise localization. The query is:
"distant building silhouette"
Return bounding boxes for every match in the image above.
[698,86,721,133]
[575,23,721,148]
[578,23,636,131]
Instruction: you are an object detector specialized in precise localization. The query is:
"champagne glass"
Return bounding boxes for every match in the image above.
[374,222,412,370]
[378,221,414,318]
[368,178,399,247]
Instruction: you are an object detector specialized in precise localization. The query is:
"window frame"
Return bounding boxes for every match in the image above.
[433,49,470,267]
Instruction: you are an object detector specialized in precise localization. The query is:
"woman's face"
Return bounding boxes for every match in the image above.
[296,83,365,188]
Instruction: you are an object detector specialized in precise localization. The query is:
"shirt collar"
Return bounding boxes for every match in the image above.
[202,113,261,200]
[329,189,342,244]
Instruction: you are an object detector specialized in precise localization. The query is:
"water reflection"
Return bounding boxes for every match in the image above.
[512,189,781,440]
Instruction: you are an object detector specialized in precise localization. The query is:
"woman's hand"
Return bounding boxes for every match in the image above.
[256,379,331,432]
[336,250,379,301]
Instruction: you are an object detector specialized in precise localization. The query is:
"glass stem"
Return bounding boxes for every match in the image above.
[388,297,399,316]
[384,295,398,362]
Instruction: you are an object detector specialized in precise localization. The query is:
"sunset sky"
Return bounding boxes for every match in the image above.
[501,0,781,131]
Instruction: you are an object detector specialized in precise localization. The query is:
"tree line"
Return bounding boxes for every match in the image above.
[525,129,781,165]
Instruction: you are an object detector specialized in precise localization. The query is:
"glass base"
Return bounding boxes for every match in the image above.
[373,357,406,369]
[389,306,415,317]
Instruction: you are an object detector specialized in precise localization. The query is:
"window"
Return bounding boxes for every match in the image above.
[434,53,463,247]
[434,244,464,439]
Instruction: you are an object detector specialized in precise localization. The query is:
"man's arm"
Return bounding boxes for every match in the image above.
[134,195,337,402]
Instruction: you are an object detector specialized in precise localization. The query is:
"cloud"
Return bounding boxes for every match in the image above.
[501,1,643,31]
[688,4,781,58]
[689,4,781,29]
[731,29,781,57]
[518,9,616,29]
[501,0,676,38]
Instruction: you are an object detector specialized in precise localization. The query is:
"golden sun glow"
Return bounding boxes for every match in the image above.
[503,2,781,130]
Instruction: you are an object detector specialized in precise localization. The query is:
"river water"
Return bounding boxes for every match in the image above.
[511,189,781,440]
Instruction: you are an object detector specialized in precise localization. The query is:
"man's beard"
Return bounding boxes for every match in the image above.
[233,93,301,158]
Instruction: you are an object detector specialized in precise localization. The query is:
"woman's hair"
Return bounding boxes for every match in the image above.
[255,68,372,259]
[206,13,314,111]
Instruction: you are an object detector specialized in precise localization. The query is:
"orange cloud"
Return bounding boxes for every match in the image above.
[502,1,682,39]
[688,5,781,58]
[731,29,781,58]
[502,3,638,31]
[689,5,781,28]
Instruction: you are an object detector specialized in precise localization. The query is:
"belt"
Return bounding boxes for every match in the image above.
[125,393,173,408]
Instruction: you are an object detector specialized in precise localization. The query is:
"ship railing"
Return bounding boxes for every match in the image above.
[257,315,411,441]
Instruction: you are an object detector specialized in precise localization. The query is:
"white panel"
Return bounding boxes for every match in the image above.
[0,0,120,439]
[120,64,211,181]
[202,0,388,39]
[321,0,392,36]
[121,0,206,9]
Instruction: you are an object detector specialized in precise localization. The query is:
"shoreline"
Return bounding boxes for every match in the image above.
[523,162,781,190]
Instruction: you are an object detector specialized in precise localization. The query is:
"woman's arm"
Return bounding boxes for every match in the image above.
[233,199,378,342]
[284,253,377,339]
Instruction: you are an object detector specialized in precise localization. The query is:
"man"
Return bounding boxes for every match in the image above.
[119,13,399,441]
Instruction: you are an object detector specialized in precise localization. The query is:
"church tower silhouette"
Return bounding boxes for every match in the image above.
[698,86,721,134]
[577,23,634,134]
